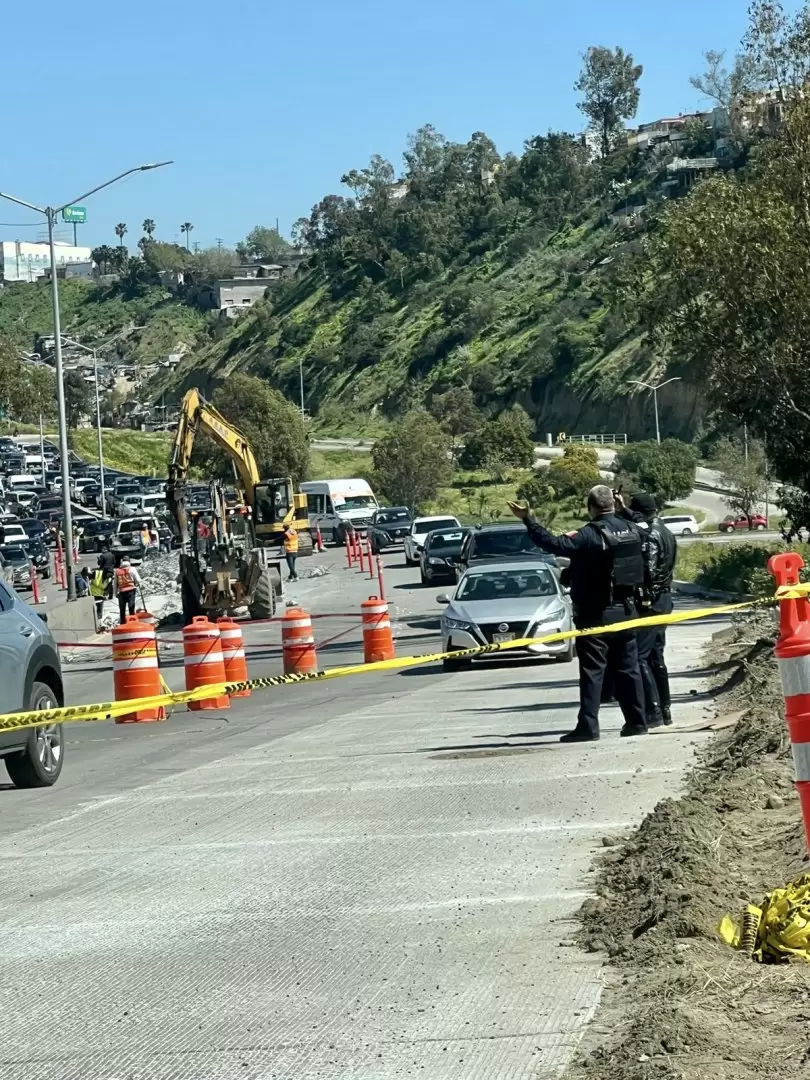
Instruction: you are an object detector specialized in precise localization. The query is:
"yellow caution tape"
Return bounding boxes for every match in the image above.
[0,595,774,734]
[719,874,810,962]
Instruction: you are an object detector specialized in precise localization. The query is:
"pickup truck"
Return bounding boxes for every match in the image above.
[110,516,171,560]
[107,482,141,517]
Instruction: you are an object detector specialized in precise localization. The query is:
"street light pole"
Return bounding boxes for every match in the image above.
[0,161,172,600]
[93,350,106,516]
[629,376,682,445]
[299,356,305,419]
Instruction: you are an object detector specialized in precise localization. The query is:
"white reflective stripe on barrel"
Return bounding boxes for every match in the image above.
[114,632,156,643]
[777,655,810,699]
[284,636,314,646]
[284,619,312,629]
[218,629,243,640]
[365,620,391,630]
[113,657,159,671]
[222,648,246,659]
[793,741,810,782]
[184,653,225,666]
[363,605,388,615]
[184,628,222,639]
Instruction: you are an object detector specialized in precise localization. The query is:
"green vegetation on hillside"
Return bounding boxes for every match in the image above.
[71,429,173,476]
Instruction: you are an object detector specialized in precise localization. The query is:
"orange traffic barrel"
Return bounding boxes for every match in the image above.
[183,616,230,711]
[282,607,318,674]
[135,609,157,628]
[217,616,250,698]
[362,596,395,663]
[113,615,166,724]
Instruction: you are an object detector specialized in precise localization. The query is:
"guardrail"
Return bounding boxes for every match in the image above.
[556,433,628,446]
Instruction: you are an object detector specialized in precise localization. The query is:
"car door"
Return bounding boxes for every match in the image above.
[0,579,31,748]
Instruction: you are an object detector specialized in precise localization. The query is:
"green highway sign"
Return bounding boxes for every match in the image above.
[61,206,87,224]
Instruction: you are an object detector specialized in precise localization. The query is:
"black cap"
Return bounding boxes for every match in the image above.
[630,493,656,515]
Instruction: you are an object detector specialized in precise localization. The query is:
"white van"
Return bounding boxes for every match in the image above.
[300,479,379,545]
[7,475,35,493]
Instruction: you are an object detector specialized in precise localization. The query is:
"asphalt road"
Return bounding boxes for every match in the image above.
[0,543,730,1079]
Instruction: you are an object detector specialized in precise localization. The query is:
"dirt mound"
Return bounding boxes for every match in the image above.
[569,621,810,1080]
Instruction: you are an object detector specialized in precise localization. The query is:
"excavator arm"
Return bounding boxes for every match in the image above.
[167,388,262,548]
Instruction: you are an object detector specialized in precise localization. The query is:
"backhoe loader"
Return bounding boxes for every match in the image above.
[166,388,313,622]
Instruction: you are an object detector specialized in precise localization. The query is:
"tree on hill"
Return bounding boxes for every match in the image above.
[91,244,117,274]
[614,439,697,504]
[236,226,291,263]
[428,385,485,459]
[64,371,91,430]
[712,435,768,522]
[200,374,309,483]
[180,222,194,252]
[575,45,643,158]
[546,444,601,500]
[371,411,452,509]
[0,345,56,423]
[142,218,156,239]
[114,222,128,248]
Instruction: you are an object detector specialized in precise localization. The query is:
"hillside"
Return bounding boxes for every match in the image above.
[0,127,710,441]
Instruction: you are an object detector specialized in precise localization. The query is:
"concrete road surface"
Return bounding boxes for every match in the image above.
[0,545,727,1080]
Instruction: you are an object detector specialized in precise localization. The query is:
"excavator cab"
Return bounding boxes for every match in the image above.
[253,478,312,554]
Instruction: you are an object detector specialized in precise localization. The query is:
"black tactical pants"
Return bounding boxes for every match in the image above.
[574,604,647,737]
[637,593,673,722]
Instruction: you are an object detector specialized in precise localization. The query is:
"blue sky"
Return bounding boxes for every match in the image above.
[2,0,754,251]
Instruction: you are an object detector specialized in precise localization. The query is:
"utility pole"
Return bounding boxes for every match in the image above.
[39,414,46,487]
[216,238,224,253]
[299,356,305,420]
[744,422,749,465]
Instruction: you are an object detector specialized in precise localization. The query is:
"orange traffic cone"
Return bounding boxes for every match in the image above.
[113,615,166,724]
[183,616,230,711]
[282,606,318,674]
[361,596,395,663]
[217,616,250,697]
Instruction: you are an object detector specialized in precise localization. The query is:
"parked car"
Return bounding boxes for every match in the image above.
[0,576,65,787]
[78,518,116,553]
[0,522,29,545]
[419,527,470,584]
[0,544,33,588]
[9,490,39,512]
[21,537,50,578]
[110,516,162,560]
[718,513,767,533]
[455,522,555,580]
[368,507,413,553]
[79,483,102,509]
[438,559,574,670]
[660,514,701,537]
[404,515,462,566]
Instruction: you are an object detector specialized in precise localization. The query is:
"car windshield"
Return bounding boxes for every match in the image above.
[376,510,410,525]
[427,530,467,550]
[118,519,151,532]
[86,521,112,535]
[473,530,537,556]
[335,495,376,510]
[416,518,458,533]
[457,568,557,601]
[0,545,28,564]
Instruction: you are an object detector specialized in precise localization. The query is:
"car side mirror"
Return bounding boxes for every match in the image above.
[436,593,451,604]
[38,611,48,623]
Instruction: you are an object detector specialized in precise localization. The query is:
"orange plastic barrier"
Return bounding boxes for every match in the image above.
[135,608,156,628]
[113,615,166,724]
[282,606,318,674]
[183,616,230,711]
[217,616,250,698]
[770,552,810,849]
[361,596,395,663]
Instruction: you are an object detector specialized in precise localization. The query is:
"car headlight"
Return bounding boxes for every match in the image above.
[443,617,473,631]
[428,558,445,566]
[533,607,568,629]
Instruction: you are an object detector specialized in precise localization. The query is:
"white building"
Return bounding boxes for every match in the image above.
[0,240,93,283]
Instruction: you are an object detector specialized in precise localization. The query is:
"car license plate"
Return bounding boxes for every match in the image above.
[493,632,514,643]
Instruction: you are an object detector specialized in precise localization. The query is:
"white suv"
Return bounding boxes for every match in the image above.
[661,514,701,537]
[404,515,462,566]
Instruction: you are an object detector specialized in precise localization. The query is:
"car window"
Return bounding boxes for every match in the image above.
[426,530,466,550]
[457,569,557,600]
[416,518,458,533]
[0,579,13,611]
[473,530,537,556]
[377,510,410,525]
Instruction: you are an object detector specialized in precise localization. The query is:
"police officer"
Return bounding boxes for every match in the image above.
[617,492,677,727]
[509,484,648,742]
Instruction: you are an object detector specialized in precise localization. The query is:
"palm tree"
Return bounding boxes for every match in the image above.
[142,218,156,240]
[180,221,194,252]
[114,222,128,248]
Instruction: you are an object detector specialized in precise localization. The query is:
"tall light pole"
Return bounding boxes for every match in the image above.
[60,327,145,523]
[0,162,172,599]
[629,376,682,445]
[298,356,305,419]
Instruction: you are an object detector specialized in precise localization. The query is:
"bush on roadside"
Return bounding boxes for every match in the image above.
[677,541,810,596]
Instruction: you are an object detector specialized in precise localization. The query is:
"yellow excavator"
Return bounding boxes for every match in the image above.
[166,388,313,621]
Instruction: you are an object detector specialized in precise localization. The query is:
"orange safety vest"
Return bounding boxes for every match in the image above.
[283,528,299,554]
[116,567,135,592]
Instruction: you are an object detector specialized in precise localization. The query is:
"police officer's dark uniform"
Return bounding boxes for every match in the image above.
[618,493,677,727]
[511,486,648,742]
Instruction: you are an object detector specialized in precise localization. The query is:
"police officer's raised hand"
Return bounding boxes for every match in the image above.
[613,490,625,510]
[507,500,529,521]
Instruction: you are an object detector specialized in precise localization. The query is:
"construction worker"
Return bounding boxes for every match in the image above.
[282,522,299,582]
[75,566,91,597]
[113,558,141,624]
[89,567,109,624]
[139,522,151,560]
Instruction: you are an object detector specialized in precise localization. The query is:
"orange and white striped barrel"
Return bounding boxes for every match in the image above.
[770,551,810,848]
[361,596,395,663]
[113,615,165,724]
[135,609,157,629]
[282,606,318,674]
[183,616,230,711]
[217,616,250,698]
